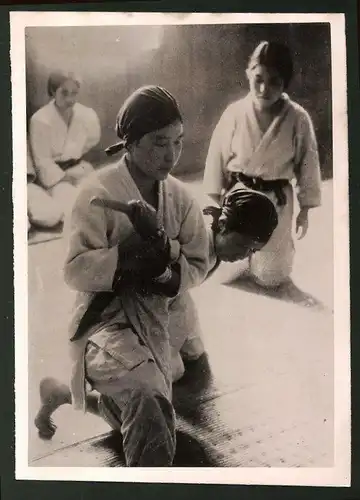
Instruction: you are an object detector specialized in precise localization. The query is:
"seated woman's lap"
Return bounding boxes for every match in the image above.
[66,161,95,182]
[49,181,78,216]
[28,182,64,228]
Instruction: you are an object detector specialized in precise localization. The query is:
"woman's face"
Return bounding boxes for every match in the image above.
[129,120,184,181]
[54,79,80,111]
[247,64,284,110]
[215,229,265,262]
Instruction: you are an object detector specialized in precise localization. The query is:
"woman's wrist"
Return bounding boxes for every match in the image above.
[299,206,310,214]
[151,228,169,251]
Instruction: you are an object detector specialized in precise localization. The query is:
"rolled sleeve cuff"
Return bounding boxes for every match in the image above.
[298,193,322,209]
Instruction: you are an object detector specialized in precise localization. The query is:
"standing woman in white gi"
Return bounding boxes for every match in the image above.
[29,70,101,226]
[203,41,322,288]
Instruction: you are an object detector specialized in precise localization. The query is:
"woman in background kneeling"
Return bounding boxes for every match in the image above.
[204,41,322,288]
[29,70,101,226]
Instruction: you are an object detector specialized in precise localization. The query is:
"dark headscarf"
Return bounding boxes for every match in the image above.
[105,85,182,156]
[47,70,81,97]
[204,187,278,245]
[247,41,294,89]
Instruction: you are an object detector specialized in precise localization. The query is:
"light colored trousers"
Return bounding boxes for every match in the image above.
[248,183,295,287]
[28,161,94,230]
[84,292,204,467]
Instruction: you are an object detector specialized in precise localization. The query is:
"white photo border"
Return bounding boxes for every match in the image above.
[11,11,351,487]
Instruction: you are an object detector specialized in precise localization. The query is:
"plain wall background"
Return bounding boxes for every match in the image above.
[25,23,332,179]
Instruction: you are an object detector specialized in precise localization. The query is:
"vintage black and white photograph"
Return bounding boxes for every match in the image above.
[12,11,350,486]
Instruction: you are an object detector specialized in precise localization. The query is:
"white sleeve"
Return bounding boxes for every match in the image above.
[294,109,322,208]
[83,108,101,154]
[29,117,66,188]
[175,198,212,292]
[203,105,236,196]
[63,186,119,292]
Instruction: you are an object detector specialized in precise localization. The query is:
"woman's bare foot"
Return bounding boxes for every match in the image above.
[34,377,71,440]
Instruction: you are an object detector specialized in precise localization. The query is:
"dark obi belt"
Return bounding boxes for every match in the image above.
[230,171,289,206]
[56,158,83,170]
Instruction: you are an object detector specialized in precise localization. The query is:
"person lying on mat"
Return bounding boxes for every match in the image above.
[34,157,278,467]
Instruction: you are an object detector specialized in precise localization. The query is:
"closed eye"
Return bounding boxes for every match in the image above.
[155,139,183,148]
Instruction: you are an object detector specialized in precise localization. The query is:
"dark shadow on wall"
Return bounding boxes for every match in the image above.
[25,23,332,179]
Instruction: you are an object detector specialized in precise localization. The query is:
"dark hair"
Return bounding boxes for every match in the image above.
[247,41,294,89]
[47,70,81,97]
[204,188,278,246]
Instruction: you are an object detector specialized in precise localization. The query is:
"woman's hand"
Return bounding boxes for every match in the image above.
[128,200,161,240]
[90,197,170,276]
[90,197,161,240]
[119,239,171,282]
[203,205,222,232]
[296,207,309,240]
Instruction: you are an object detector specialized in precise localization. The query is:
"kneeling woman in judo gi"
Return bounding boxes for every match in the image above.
[34,86,278,467]
[28,70,101,227]
[203,40,322,288]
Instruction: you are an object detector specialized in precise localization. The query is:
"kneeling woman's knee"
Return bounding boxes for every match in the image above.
[251,267,291,288]
[129,379,171,409]
[120,380,175,437]
[250,251,294,288]
[28,183,64,228]
[180,336,205,362]
[108,380,176,466]
[172,351,185,382]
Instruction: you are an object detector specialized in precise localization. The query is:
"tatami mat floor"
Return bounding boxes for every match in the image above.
[26,180,334,468]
